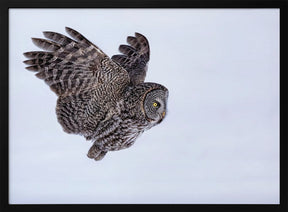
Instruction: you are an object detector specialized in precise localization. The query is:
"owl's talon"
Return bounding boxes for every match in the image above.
[87,145,107,161]
[94,151,107,161]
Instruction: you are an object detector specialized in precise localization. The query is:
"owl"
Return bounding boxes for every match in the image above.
[23,27,169,161]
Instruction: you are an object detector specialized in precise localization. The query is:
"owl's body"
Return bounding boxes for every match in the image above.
[24,27,168,161]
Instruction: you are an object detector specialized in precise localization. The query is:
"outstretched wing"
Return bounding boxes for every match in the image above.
[23,27,130,96]
[111,32,150,85]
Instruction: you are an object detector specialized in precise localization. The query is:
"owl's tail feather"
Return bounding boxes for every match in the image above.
[87,145,107,161]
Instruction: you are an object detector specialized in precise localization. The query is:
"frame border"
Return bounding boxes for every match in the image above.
[1,0,287,211]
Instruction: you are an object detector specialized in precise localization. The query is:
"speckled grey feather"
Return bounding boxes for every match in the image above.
[24,27,169,161]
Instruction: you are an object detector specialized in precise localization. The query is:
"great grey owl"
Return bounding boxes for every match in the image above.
[23,27,169,161]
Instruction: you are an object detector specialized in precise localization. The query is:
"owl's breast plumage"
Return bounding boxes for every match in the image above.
[88,99,149,151]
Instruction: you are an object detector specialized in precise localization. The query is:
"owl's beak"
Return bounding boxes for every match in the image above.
[157,111,166,124]
[162,111,166,119]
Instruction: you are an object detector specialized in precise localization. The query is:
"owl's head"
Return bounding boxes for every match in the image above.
[143,86,169,125]
[125,82,169,126]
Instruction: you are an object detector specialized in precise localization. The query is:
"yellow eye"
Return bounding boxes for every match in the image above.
[153,102,158,107]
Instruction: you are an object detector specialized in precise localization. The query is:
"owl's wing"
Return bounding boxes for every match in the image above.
[111,32,150,85]
[23,27,130,96]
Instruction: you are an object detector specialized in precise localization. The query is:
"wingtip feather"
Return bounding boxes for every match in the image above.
[23,52,31,58]
[23,59,32,65]
[25,66,38,72]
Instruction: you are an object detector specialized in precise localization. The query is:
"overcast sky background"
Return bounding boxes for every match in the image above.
[9,9,279,204]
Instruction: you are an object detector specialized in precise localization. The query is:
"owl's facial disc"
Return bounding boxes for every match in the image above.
[144,89,168,124]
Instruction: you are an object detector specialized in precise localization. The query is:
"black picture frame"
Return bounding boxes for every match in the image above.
[1,0,287,211]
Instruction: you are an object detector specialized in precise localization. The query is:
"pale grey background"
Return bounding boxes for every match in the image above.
[9,9,279,204]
